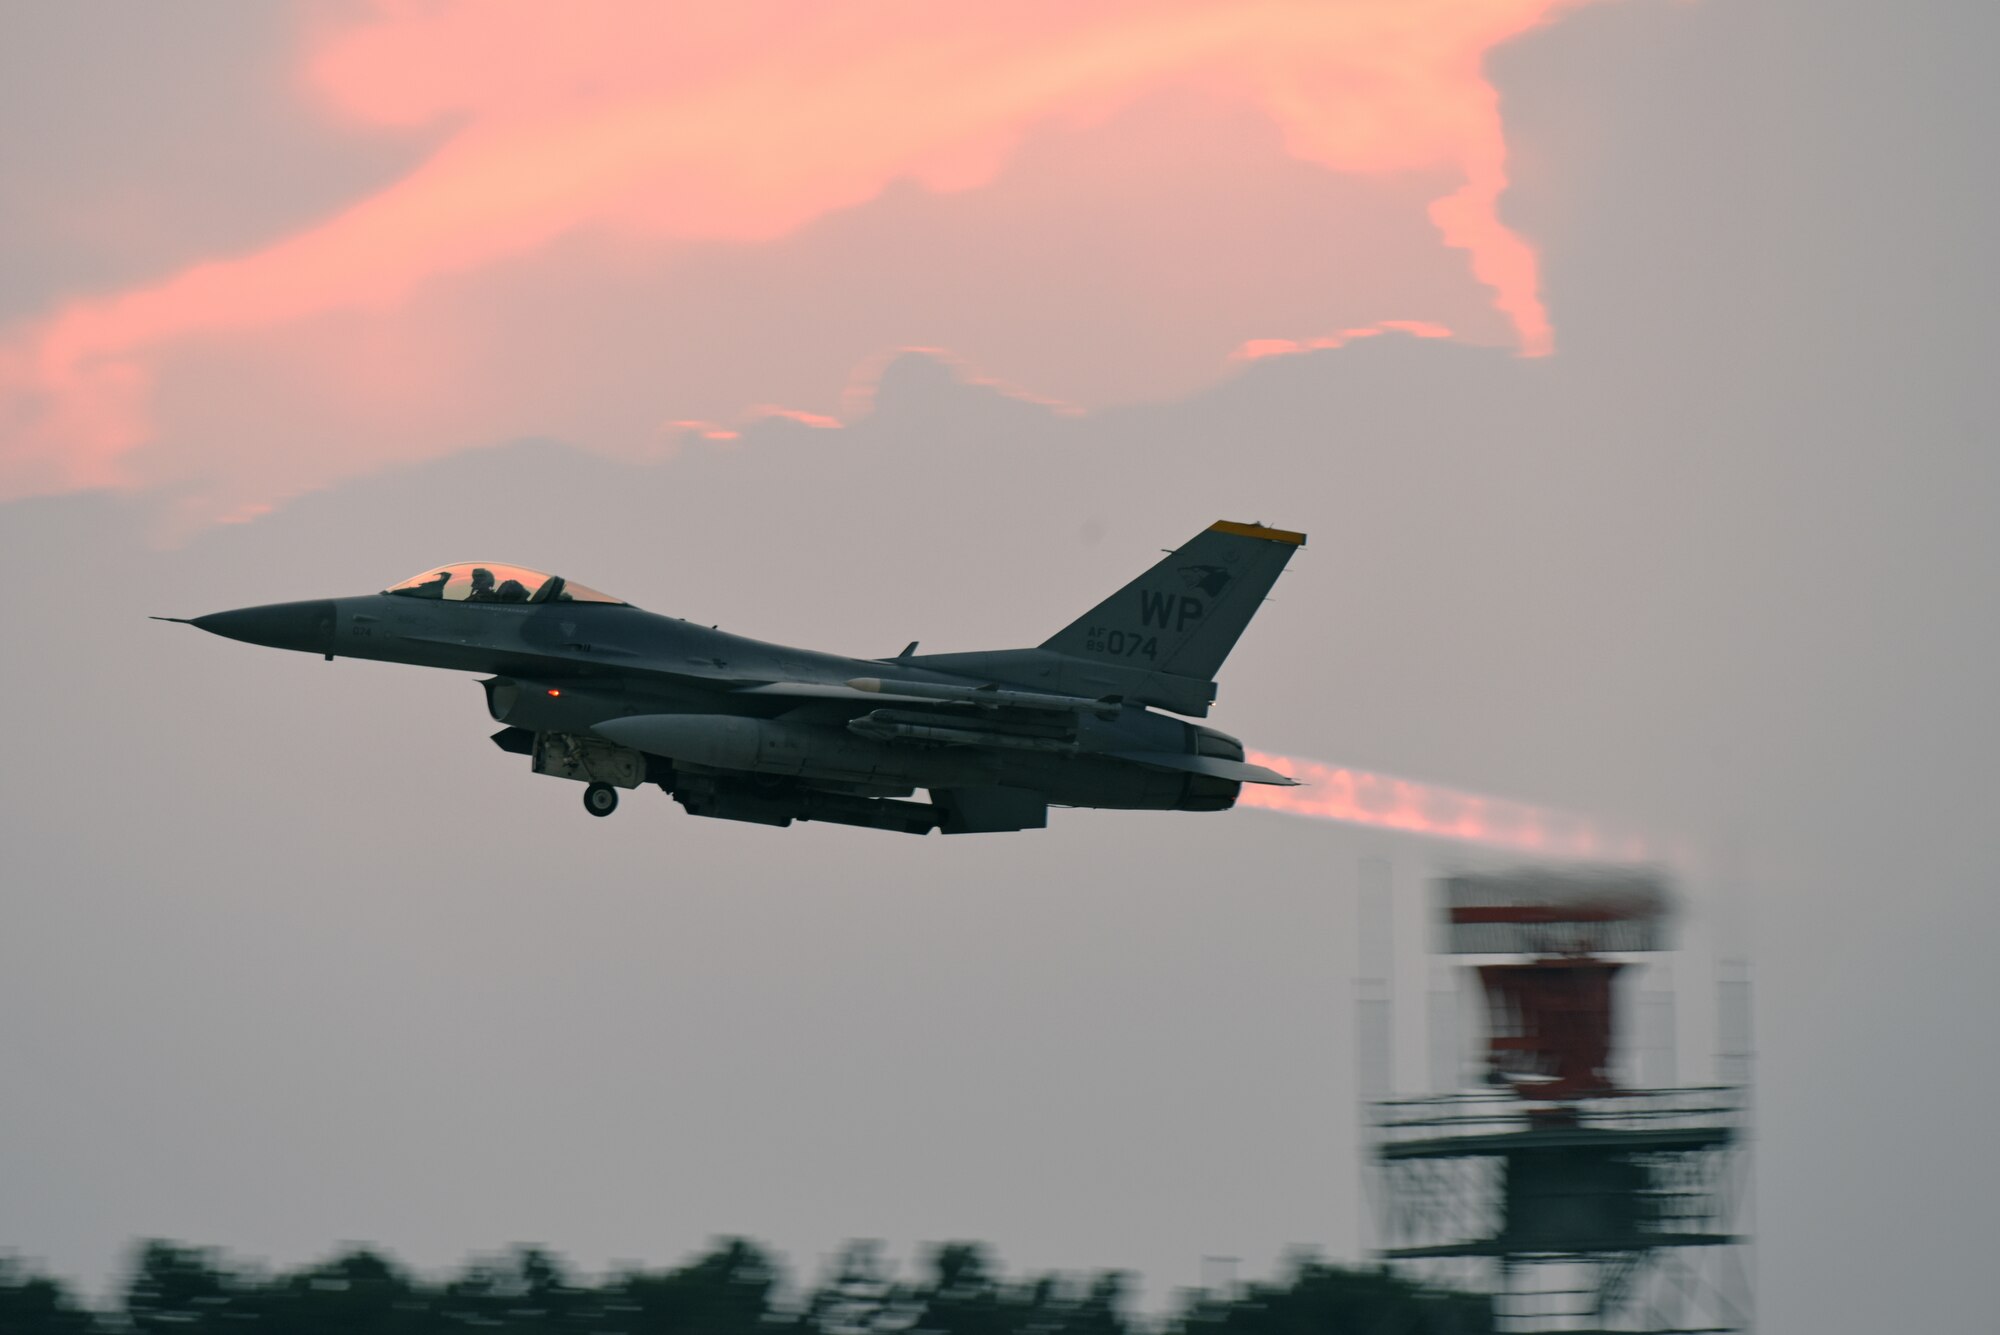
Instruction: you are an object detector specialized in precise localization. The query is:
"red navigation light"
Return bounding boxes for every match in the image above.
[546,688,562,697]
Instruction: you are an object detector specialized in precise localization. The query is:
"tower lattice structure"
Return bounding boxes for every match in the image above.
[1370,867,1751,1333]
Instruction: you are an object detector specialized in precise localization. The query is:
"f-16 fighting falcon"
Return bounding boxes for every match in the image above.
[160,521,1304,834]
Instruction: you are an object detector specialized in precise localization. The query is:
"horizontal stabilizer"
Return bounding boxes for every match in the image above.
[1108,750,1299,786]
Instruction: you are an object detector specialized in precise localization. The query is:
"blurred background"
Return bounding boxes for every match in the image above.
[3,3,1996,1330]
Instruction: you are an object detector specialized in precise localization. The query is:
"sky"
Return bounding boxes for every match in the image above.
[3,2,1997,1331]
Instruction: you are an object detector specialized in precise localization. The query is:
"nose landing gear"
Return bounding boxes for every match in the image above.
[584,782,619,817]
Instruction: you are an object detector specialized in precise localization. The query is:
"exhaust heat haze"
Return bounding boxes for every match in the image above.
[1,0,1596,508]
[1244,751,1614,857]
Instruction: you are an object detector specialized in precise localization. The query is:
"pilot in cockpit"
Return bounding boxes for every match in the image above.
[466,567,498,601]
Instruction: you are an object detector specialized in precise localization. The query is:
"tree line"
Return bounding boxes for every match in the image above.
[0,1236,1490,1333]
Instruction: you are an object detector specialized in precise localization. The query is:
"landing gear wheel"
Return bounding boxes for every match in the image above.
[584,782,619,817]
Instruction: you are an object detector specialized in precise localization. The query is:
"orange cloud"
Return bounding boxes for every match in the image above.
[1228,319,1456,363]
[1,0,1588,501]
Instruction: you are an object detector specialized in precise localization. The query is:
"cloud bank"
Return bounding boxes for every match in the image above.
[1,0,1587,510]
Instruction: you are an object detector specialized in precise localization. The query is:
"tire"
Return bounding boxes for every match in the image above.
[584,782,619,817]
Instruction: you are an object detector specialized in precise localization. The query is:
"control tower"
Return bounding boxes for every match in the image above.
[1369,867,1750,1333]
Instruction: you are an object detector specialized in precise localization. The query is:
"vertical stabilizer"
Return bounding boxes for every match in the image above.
[1040,520,1304,682]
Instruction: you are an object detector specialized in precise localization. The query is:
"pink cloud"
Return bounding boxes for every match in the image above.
[1,0,1593,505]
[1228,320,1456,363]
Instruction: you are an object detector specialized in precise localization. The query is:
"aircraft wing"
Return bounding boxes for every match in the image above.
[729,681,941,706]
[390,631,768,693]
[733,677,1113,714]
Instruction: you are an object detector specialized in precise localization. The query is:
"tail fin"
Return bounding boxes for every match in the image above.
[1041,520,1304,681]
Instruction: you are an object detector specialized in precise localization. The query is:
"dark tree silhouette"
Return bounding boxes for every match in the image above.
[803,1239,902,1334]
[0,1235,1487,1333]
[126,1241,241,1333]
[902,1242,1135,1335]
[0,1256,99,1334]
[1171,1257,1490,1335]
[608,1236,791,1333]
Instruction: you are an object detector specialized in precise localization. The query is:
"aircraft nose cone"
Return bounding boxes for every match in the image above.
[192,599,338,656]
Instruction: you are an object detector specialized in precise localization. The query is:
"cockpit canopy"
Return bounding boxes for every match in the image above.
[383,563,626,606]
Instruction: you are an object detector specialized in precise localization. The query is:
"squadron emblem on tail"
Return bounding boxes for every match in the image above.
[1179,564,1234,597]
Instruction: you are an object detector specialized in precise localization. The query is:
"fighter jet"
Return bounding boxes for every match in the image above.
[161,521,1303,834]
